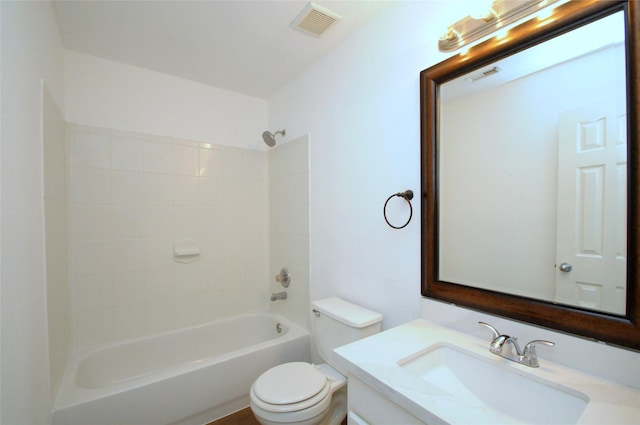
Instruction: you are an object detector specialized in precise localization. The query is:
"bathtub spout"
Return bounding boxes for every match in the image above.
[270,291,287,301]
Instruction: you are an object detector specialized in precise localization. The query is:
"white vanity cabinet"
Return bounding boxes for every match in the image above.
[347,375,425,425]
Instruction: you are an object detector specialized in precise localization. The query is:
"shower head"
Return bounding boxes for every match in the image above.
[262,129,286,147]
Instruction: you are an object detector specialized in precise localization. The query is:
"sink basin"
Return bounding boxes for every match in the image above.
[399,343,589,424]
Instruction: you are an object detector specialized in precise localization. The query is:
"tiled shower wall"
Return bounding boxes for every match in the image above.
[269,136,310,329]
[69,125,268,350]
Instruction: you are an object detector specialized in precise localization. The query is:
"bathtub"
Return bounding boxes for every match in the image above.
[53,313,310,425]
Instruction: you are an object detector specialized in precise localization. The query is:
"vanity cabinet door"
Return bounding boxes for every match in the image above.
[347,375,425,425]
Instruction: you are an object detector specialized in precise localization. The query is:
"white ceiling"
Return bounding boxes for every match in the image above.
[52,0,394,99]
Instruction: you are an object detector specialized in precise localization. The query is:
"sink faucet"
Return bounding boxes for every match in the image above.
[479,322,554,368]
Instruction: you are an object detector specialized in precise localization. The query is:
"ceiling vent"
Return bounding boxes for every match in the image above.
[465,66,502,83]
[291,2,342,38]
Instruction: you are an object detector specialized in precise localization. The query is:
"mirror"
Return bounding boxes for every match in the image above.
[439,11,626,315]
[421,0,639,349]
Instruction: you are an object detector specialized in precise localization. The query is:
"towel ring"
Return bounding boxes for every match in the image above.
[383,190,413,229]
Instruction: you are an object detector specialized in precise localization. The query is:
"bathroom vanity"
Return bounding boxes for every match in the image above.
[334,320,640,425]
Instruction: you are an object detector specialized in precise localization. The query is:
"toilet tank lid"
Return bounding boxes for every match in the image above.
[311,297,383,328]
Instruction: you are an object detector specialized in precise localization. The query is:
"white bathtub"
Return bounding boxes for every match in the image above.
[53,313,310,425]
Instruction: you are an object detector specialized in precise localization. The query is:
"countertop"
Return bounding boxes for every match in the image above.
[333,319,640,425]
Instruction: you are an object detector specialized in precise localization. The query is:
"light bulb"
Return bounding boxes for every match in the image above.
[469,0,495,21]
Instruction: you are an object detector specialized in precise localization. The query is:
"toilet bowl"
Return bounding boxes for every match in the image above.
[250,362,346,425]
[249,298,382,425]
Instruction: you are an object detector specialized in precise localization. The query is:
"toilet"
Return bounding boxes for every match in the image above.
[250,297,383,425]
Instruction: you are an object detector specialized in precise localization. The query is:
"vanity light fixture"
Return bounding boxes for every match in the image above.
[439,0,561,52]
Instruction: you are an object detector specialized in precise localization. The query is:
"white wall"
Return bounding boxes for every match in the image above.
[2,1,637,421]
[65,51,267,150]
[268,1,465,329]
[1,1,65,423]
[43,85,71,400]
[268,0,639,386]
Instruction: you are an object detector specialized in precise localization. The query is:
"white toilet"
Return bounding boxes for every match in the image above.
[250,297,383,425]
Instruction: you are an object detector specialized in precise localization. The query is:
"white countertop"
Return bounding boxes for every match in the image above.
[333,319,640,425]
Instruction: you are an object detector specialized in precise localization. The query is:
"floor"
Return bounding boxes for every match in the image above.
[207,408,260,425]
[207,407,348,425]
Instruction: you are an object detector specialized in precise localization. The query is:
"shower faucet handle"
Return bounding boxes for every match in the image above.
[275,268,290,288]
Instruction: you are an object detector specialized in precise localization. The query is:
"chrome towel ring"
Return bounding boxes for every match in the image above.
[383,190,414,229]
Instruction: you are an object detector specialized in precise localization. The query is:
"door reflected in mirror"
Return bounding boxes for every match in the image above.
[437,11,627,315]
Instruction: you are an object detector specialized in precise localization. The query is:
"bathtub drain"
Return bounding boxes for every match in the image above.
[276,323,282,333]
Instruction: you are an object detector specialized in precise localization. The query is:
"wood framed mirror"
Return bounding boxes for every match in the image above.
[420,0,639,349]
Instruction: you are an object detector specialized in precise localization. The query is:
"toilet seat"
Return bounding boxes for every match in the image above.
[251,362,330,413]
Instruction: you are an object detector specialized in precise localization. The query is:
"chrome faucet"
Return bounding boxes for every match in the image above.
[270,291,287,301]
[479,322,554,368]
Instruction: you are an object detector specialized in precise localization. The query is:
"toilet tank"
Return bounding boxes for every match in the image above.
[311,297,383,373]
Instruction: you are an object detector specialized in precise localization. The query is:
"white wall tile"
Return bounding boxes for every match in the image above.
[173,263,201,297]
[199,146,224,178]
[199,236,225,264]
[111,170,142,205]
[199,262,224,292]
[271,173,308,206]
[226,206,266,235]
[143,140,173,174]
[72,126,110,169]
[72,240,113,276]
[218,287,259,317]
[174,206,200,237]
[198,177,224,207]
[245,150,267,182]
[111,239,146,273]
[143,237,174,269]
[145,267,174,300]
[173,175,199,206]
[271,203,309,237]
[74,309,114,350]
[270,140,308,178]
[142,173,173,205]
[72,205,113,240]
[173,144,199,176]
[142,206,173,237]
[225,177,261,206]
[145,300,175,334]
[110,132,144,171]
[175,295,202,328]
[246,178,268,207]
[223,206,266,235]
[200,292,225,323]
[112,305,146,341]
[112,270,146,306]
[199,207,225,236]
[216,260,237,290]
[73,274,113,312]
[71,168,112,204]
[112,205,145,239]
[273,234,309,269]
[222,148,245,182]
